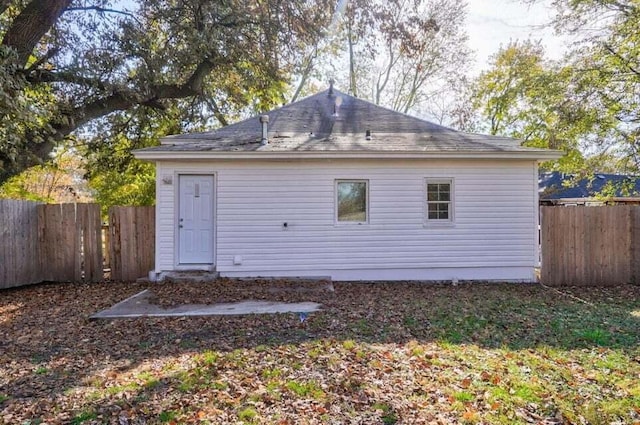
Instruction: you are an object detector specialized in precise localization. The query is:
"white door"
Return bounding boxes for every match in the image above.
[178,175,214,264]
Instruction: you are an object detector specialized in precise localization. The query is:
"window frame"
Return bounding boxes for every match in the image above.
[425,178,454,225]
[335,179,369,225]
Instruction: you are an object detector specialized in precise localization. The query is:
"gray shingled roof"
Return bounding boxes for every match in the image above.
[135,89,556,155]
[539,172,640,200]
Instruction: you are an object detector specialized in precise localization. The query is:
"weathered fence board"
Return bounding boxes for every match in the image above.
[109,206,155,282]
[541,206,640,286]
[79,203,103,282]
[0,199,41,288]
[38,203,103,283]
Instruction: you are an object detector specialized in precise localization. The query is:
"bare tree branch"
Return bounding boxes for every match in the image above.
[25,69,109,90]
[204,97,229,126]
[64,6,142,24]
[55,59,219,137]
[152,59,217,99]
[291,45,318,102]
[24,47,59,72]
[603,43,640,78]
[5,58,222,180]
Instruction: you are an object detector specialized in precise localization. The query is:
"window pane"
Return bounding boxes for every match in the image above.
[428,202,449,219]
[428,203,437,219]
[439,207,449,219]
[427,180,451,221]
[427,184,439,201]
[427,183,450,202]
[338,181,367,222]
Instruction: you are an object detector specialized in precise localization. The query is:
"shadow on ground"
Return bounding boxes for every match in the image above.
[1,280,639,423]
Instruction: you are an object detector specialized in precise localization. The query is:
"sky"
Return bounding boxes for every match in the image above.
[466,0,572,75]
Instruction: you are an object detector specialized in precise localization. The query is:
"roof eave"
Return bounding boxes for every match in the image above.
[134,149,564,161]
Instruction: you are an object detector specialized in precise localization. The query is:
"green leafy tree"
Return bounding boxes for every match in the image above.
[470,40,620,172]
[83,102,202,214]
[0,0,333,184]
[520,0,640,172]
[0,147,90,202]
[562,1,640,171]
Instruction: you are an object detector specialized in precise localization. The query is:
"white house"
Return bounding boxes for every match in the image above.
[134,86,562,282]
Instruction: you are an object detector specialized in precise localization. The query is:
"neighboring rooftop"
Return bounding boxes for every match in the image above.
[539,171,640,201]
[134,87,562,159]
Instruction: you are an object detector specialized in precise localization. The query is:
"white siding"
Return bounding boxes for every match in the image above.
[154,159,539,281]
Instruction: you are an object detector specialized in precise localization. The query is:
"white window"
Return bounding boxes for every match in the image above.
[336,180,368,224]
[426,179,453,222]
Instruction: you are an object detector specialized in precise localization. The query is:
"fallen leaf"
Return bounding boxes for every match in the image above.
[463,409,478,421]
[315,406,328,414]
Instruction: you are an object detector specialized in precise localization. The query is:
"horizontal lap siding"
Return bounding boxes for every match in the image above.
[154,159,537,275]
[155,163,177,269]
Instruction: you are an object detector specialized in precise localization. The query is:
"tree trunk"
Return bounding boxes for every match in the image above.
[0,0,12,17]
[1,0,72,67]
[347,21,357,97]
[291,46,317,103]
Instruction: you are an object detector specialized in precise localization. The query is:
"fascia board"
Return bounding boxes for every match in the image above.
[134,150,564,162]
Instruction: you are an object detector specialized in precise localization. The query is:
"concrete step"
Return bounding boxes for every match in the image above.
[159,270,219,283]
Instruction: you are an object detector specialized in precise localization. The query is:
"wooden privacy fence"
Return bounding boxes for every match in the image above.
[0,200,155,288]
[39,203,103,283]
[0,200,41,287]
[5,201,640,288]
[109,206,155,282]
[541,206,640,286]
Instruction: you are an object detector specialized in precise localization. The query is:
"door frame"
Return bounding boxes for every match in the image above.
[174,171,217,270]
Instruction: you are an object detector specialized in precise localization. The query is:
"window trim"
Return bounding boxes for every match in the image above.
[335,179,369,225]
[425,178,454,226]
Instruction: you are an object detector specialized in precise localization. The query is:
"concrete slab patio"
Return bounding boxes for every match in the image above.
[90,289,322,319]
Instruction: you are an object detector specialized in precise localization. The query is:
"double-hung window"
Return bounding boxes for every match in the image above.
[336,180,368,224]
[426,179,453,222]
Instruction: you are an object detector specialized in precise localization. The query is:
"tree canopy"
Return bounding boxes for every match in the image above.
[338,0,470,115]
[0,0,333,184]
[288,0,471,118]
[470,0,640,173]
[3,0,640,206]
[470,41,594,172]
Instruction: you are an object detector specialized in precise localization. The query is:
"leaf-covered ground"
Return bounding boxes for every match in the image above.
[1,280,640,424]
